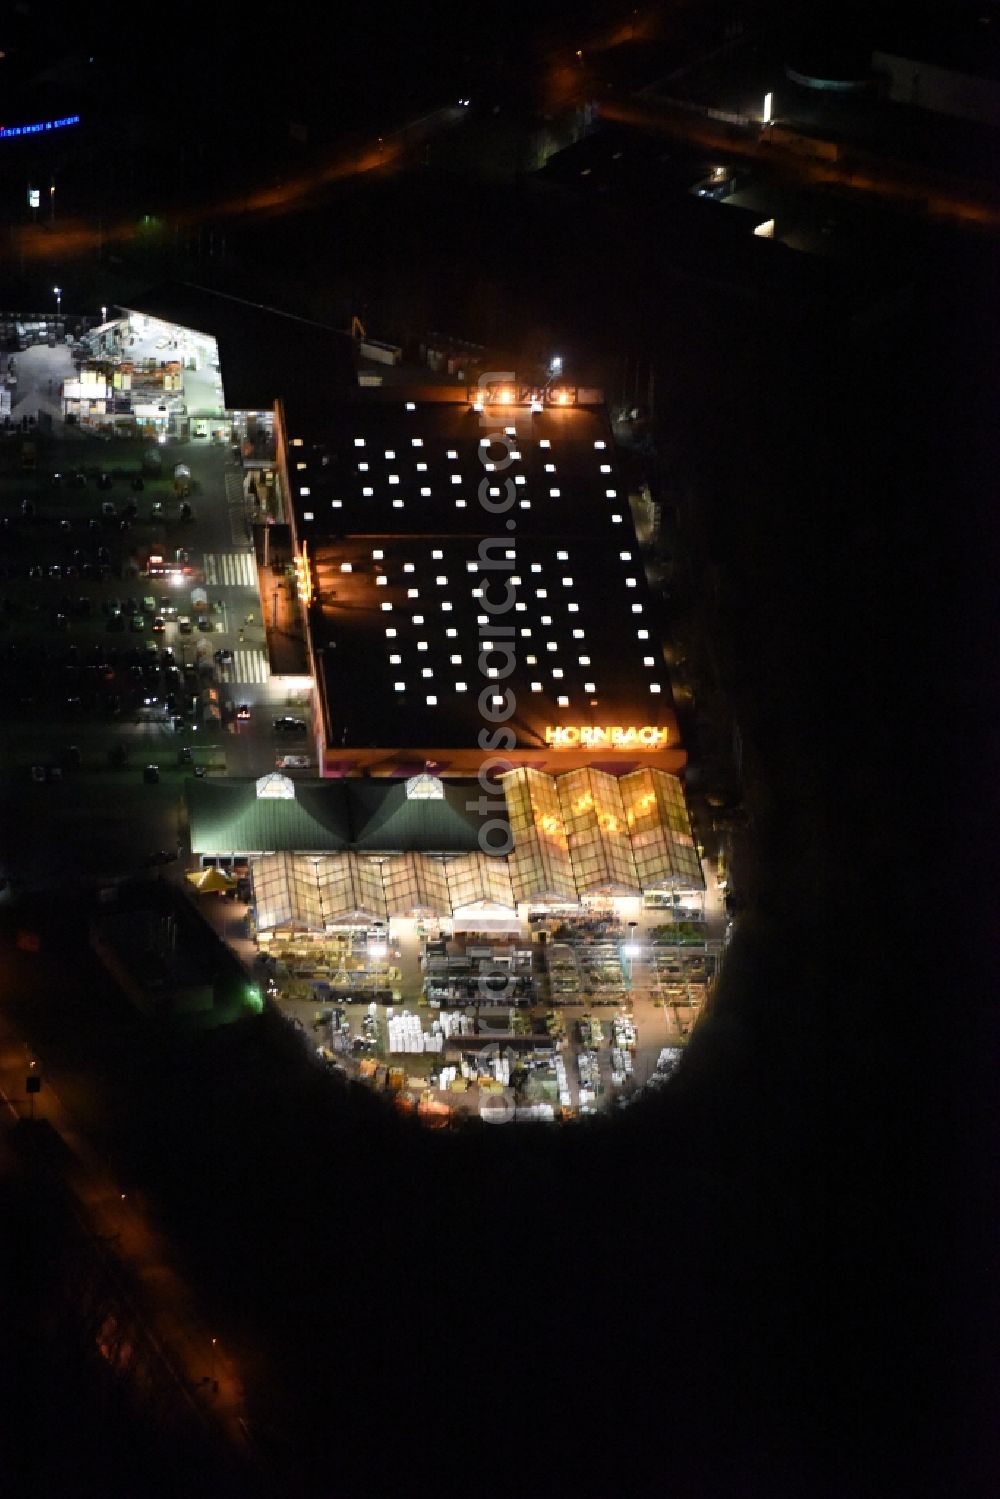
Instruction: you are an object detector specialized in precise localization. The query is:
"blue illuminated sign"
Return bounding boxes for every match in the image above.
[0,115,81,140]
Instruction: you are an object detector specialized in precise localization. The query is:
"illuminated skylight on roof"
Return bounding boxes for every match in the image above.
[381,602,392,612]
[358,462,369,471]
[354,438,365,446]
[420,487,431,496]
[411,437,422,446]
[404,563,414,573]
[362,486,373,496]
[388,474,399,485]
[594,440,606,450]
[540,439,550,448]
[650,683,661,694]
[447,450,457,460]
[392,499,404,508]
[451,475,461,485]
[384,449,395,459]
[637,629,649,639]
[550,488,561,497]
[432,549,443,560]
[372,549,383,560]
[426,695,437,706]
[557,695,569,707]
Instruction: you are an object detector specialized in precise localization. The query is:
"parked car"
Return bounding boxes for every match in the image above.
[273,716,306,733]
[276,754,311,769]
[142,764,160,784]
[177,615,192,634]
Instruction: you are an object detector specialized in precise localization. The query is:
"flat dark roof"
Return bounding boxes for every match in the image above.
[290,398,676,750]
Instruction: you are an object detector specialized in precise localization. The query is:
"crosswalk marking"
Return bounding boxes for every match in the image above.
[202,552,258,589]
[232,647,270,684]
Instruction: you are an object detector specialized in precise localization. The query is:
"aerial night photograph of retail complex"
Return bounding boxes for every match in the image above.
[0,0,995,1493]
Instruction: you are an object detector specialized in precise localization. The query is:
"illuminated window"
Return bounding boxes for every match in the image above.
[384,449,395,459]
[546,641,557,652]
[362,486,373,497]
[544,463,556,473]
[417,641,428,652]
[450,654,462,664]
[579,655,591,665]
[407,588,419,598]
[303,511,313,520]
[447,450,457,460]
[519,499,531,509]
[631,604,643,614]
[394,681,405,691]
[611,514,622,524]
[531,563,542,573]
[456,681,467,692]
[441,601,452,611]
[388,474,400,485]
[584,681,595,693]
[385,627,397,637]
[392,499,404,508]
[600,464,611,473]
[562,577,573,587]
[416,462,427,472]
[557,695,569,707]
[405,402,416,412]
[550,487,561,497]
[594,440,606,450]
[567,603,579,613]
[531,682,543,692]
[455,499,467,508]
[340,563,352,573]
[619,551,631,561]
[637,629,649,640]
[372,549,384,560]
[650,683,661,694]
[626,578,637,588]
[389,654,401,664]
[451,474,461,485]
[446,628,457,638]
[541,615,552,625]
[606,489,617,498]
[411,437,422,447]
[381,602,392,612]
[572,629,585,639]
[426,695,437,705]
[300,486,311,497]
[539,439,551,449]
[354,438,365,447]
[552,668,564,679]
[420,487,431,497]
[432,550,443,560]
[515,475,526,486]
[358,462,369,472]
[422,667,433,677]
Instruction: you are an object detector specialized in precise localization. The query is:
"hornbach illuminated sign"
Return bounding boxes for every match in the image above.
[544,725,671,749]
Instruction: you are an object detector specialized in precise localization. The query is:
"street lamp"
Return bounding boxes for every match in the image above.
[53,286,62,318]
[101,304,107,323]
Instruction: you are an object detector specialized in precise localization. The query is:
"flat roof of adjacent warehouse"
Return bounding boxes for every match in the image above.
[284,396,680,756]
